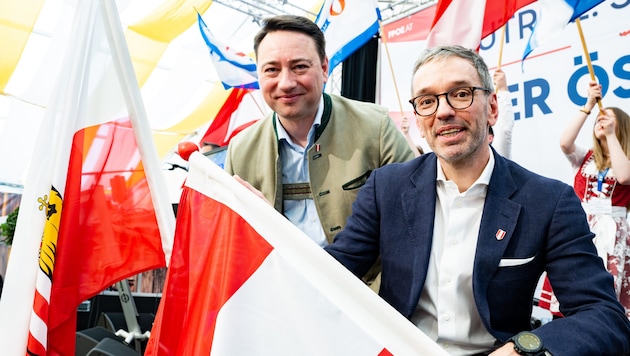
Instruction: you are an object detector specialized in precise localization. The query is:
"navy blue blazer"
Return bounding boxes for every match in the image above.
[326,150,630,355]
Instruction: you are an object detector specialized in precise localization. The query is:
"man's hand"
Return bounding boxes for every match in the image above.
[493,68,508,92]
[233,175,273,206]
[489,342,521,355]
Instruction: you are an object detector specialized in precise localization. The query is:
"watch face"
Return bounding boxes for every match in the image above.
[517,333,542,352]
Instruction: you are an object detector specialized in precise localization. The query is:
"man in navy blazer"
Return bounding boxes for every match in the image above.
[325,46,630,355]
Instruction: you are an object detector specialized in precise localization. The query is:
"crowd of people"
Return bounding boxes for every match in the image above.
[223,14,630,356]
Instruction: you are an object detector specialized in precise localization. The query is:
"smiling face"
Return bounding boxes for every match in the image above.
[412,56,498,166]
[256,30,328,124]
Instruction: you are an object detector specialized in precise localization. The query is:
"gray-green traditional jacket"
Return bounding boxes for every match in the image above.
[225,93,414,244]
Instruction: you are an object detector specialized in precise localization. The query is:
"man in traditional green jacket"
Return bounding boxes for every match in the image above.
[225,15,413,266]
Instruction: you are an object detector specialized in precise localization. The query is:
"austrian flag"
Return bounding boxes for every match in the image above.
[145,153,449,355]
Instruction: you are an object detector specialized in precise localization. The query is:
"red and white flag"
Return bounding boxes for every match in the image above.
[0,1,175,355]
[198,87,261,148]
[145,152,449,355]
[426,0,536,49]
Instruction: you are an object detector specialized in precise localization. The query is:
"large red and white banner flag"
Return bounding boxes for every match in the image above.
[145,152,449,355]
[427,0,536,49]
[0,1,175,355]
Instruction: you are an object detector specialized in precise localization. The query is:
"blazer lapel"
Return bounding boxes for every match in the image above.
[473,153,522,325]
[400,155,438,315]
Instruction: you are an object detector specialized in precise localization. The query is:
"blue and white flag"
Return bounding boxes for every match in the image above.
[314,0,380,74]
[522,0,604,61]
[198,13,259,89]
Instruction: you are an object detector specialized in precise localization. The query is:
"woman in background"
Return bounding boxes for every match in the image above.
[540,80,630,319]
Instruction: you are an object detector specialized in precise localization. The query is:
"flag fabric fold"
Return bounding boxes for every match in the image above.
[426,0,536,49]
[0,1,172,355]
[197,13,259,90]
[145,152,450,355]
[198,87,248,147]
[314,0,380,74]
[522,0,605,60]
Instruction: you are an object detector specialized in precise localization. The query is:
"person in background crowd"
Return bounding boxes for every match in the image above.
[324,45,630,355]
[400,115,423,157]
[200,141,221,154]
[489,68,514,158]
[539,80,630,320]
[224,15,414,284]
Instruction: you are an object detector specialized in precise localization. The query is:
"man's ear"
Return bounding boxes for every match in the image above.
[487,92,499,127]
[322,56,329,82]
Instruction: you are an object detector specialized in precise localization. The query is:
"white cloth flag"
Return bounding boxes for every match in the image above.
[145,152,449,355]
[426,0,487,49]
[315,0,380,73]
[198,13,259,89]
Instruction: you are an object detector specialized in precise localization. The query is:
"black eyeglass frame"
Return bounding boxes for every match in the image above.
[408,86,490,117]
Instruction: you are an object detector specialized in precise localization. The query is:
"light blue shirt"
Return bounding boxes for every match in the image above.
[276,97,327,247]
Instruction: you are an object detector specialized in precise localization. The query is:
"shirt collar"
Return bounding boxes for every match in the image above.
[436,147,495,189]
[275,95,324,145]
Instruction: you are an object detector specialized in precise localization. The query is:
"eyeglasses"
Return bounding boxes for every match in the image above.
[409,86,490,117]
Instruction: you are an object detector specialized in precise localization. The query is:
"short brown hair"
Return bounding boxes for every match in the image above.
[253,15,326,63]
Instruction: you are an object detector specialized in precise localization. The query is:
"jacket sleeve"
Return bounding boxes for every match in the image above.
[535,184,630,355]
[324,169,382,278]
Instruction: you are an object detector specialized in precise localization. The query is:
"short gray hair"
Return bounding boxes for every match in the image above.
[411,45,494,94]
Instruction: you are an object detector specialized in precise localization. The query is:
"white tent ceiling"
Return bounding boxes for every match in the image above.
[0,0,432,191]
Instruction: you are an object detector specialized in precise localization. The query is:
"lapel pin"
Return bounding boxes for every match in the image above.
[496,229,506,241]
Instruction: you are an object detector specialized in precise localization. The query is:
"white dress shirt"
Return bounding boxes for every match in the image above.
[276,98,327,247]
[411,149,497,355]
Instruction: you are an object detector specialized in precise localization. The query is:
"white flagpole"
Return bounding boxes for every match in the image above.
[99,0,175,263]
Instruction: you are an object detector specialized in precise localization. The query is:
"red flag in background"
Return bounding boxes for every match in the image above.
[45,119,167,355]
[482,1,537,40]
[145,152,450,356]
[225,119,258,143]
[0,1,174,355]
[198,87,248,147]
[427,0,536,49]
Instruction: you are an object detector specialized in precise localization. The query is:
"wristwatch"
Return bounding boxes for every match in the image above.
[509,331,544,355]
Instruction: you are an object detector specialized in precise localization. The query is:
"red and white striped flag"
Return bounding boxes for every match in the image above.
[426,0,536,49]
[198,87,261,148]
[145,152,449,355]
[0,1,175,355]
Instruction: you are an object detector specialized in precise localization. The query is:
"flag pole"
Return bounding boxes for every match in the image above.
[100,0,176,345]
[575,18,603,111]
[100,0,175,261]
[497,25,506,69]
[378,20,421,157]
[246,89,266,117]
[378,20,405,116]
[495,25,506,92]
